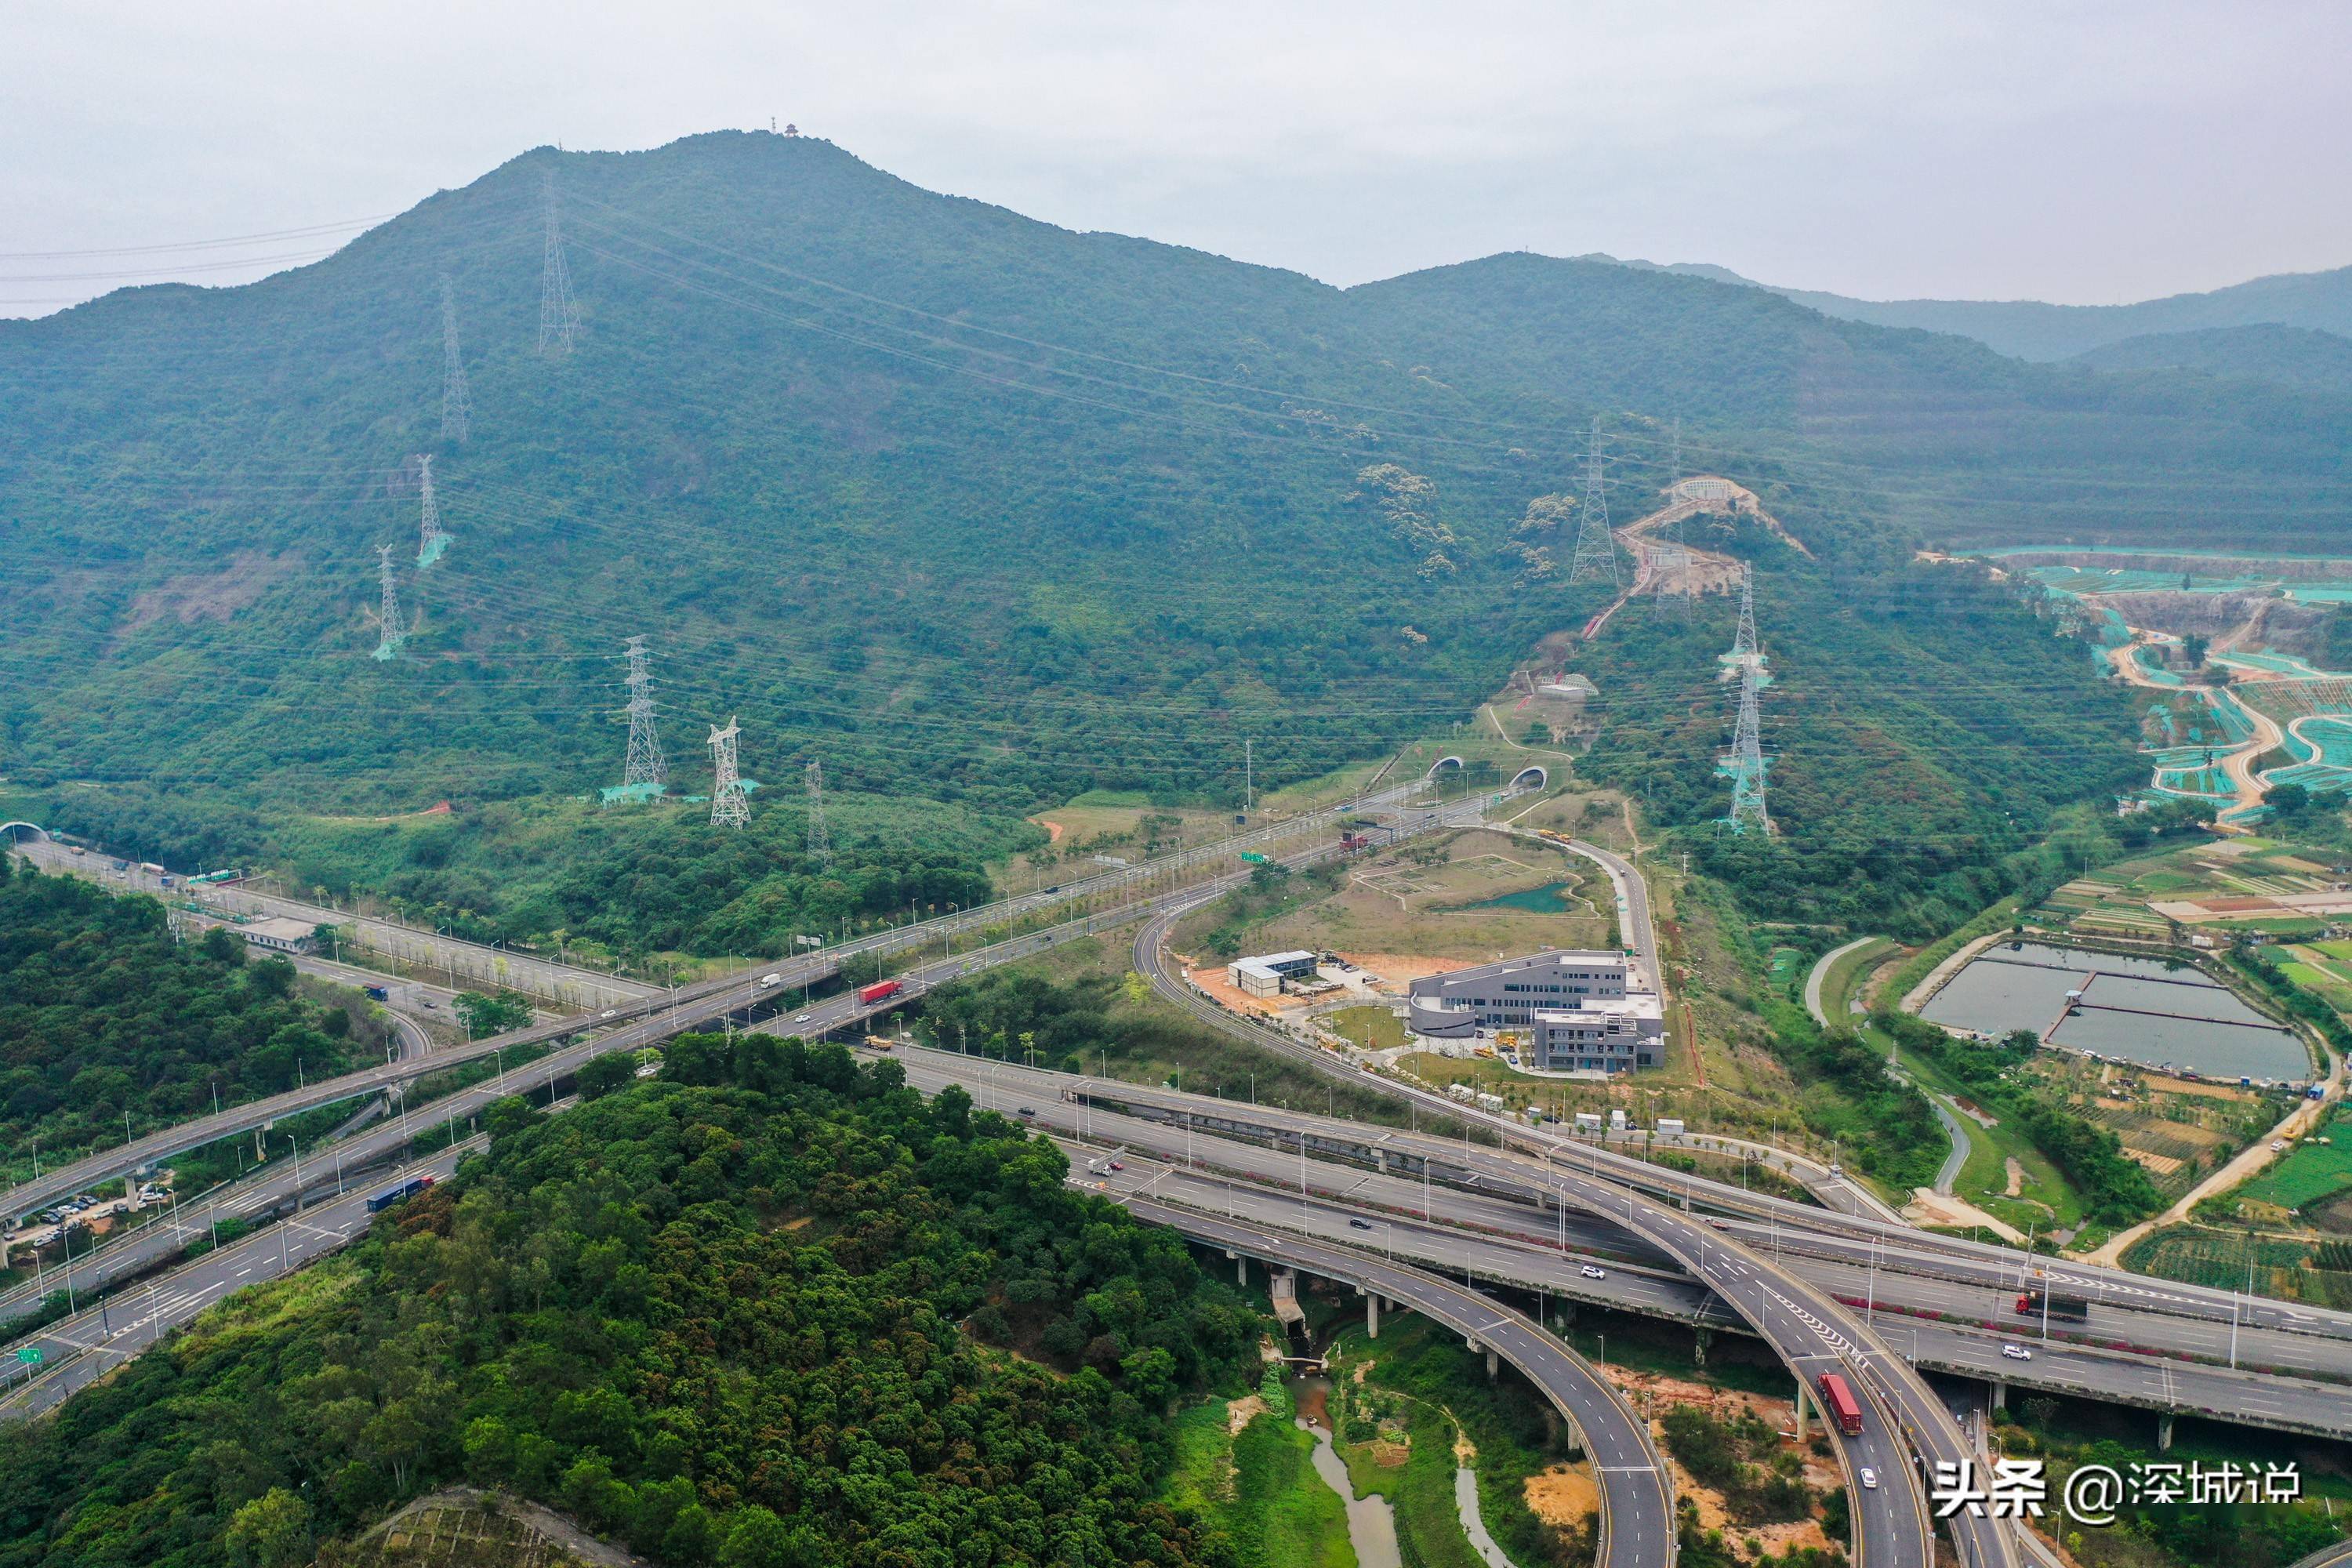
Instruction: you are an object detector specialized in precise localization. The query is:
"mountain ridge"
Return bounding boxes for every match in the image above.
[1580,250,2352,361]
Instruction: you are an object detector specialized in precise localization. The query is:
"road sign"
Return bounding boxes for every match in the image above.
[16,1348,41,1365]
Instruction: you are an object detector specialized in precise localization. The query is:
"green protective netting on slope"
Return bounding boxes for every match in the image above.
[2266,763,2352,793]
[2205,691,2259,746]
[2152,764,2234,799]
[2223,650,2334,679]
[2126,646,2187,687]
[2301,717,2352,768]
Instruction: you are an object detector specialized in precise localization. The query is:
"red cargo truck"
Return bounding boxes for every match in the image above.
[1817,1373,1864,1436]
[858,979,903,1006]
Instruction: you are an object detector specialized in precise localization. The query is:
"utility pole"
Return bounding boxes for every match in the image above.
[538,168,581,356]
[1244,739,1254,817]
[708,717,750,829]
[439,274,471,443]
[414,454,452,568]
[804,759,833,867]
[369,546,407,662]
[1568,415,1617,586]
[617,635,668,794]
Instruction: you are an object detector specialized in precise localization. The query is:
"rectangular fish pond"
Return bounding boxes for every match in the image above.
[1920,941,2309,1081]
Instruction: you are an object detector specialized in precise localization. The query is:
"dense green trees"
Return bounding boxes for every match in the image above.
[1581,535,2143,937]
[0,860,364,1156]
[0,1036,1258,1566]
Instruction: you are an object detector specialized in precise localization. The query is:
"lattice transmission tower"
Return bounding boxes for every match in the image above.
[619,635,667,793]
[1732,565,1758,661]
[538,170,582,356]
[368,546,407,661]
[708,717,750,829]
[415,454,453,567]
[1725,662,1769,834]
[1567,416,1617,586]
[439,274,471,443]
[804,759,833,867]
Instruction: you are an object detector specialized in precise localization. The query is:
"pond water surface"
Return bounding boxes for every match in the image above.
[1920,941,2307,1080]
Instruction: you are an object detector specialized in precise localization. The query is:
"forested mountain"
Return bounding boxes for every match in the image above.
[2,131,2342,936]
[0,1039,1258,1566]
[2067,323,2352,391]
[1599,252,2352,361]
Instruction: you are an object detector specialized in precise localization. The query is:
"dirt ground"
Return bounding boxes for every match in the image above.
[1338,952,1473,989]
[1183,962,1290,1018]
[2143,1073,2258,1103]
[1904,1189,2026,1243]
[1524,1464,1599,1530]
[1225,1394,1268,1435]
[1606,1370,1838,1558]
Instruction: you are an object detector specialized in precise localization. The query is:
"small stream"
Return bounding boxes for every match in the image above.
[1454,1466,1521,1568]
[1294,1374,1403,1568]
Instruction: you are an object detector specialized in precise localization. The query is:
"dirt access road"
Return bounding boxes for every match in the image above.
[1581,477,1802,641]
[2106,638,2283,827]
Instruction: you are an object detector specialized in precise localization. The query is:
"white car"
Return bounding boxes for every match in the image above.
[1580,1265,1607,1280]
[2270,1140,2288,1152]
[794,1013,811,1024]
[1860,1468,1879,1490]
[2001,1343,2031,1361]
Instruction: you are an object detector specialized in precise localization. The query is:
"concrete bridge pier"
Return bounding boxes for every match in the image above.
[1366,1292,1380,1339]
[1486,1347,1498,1381]
[1226,1249,1245,1286]
[1991,1380,2007,1412]
[1793,1377,1813,1442]
[2158,1412,2175,1453]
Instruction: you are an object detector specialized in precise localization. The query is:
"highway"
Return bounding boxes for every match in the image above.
[0,771,1491,1226]
[1110,1192,1677,1568]
[1131,880,2352,1350]
[1000,1061,2352,1419]
[1128,885,1991,1568]
[0,1136,478,1421]
[13,793,2349,1564]
[901,1045,1948,1566]
[0,784,1496,1313]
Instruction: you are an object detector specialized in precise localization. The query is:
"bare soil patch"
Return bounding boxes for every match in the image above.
[1525,1464,1599,1529]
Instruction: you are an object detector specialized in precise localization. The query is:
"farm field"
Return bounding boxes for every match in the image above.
[2034,834,2352,941]
[2122,1224,2352,1307]
[2237,1109,2352,1212]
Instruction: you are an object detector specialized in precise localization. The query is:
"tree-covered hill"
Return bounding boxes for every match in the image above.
[0,1038,1258,1568]
[2,130,2336,924]
[0,858,368,1161]
[2067,323,2352,392]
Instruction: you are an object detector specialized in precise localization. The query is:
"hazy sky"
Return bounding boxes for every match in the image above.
[7,2,2349,319]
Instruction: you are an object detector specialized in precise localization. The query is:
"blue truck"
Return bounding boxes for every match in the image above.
[365,1175,435,1214]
